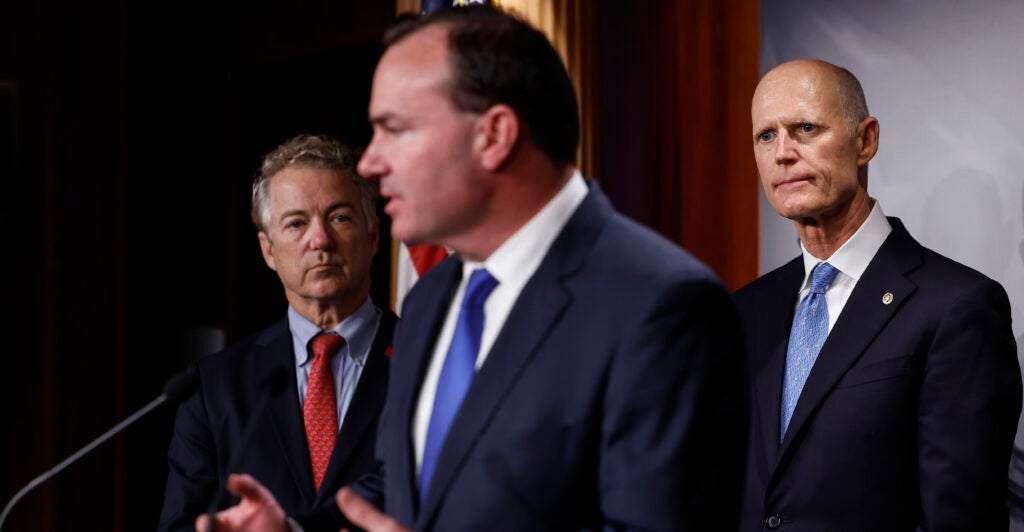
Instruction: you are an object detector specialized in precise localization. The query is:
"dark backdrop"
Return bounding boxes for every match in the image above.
[0,1,395,530]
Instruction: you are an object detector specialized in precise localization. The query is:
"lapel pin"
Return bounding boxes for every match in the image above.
[385,346,394,358]
[882,292,894,305]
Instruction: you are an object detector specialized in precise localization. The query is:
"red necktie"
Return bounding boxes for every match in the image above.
[305,332,344,492]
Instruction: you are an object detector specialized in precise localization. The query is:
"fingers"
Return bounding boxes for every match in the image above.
[197,474,287,532]
[336,487,408,532]
[226,473,269,502]
[194,513,213,532]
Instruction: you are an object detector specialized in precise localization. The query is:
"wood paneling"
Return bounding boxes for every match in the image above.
[598,1,760,291]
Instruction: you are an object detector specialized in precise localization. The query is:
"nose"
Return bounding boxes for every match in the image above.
[774,131,797,165]
[308,218,335,251]
[357,137,386,180]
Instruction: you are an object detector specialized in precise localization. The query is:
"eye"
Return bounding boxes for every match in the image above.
[374,121,405,136]
[333,214,352,223]
[799,123,816,133]
[757,130,775,143]
[284,219,305,230]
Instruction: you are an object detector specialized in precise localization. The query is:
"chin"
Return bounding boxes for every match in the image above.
[392,226,429,247]
[773,195,823,219]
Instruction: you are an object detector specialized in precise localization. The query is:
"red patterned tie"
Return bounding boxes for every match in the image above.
[305,332,344,493]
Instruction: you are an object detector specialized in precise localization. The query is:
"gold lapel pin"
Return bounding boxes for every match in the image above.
[882,292,894,305]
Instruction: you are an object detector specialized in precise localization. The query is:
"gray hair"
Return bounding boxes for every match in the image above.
[834,65,870,134]
[251,134,378,237]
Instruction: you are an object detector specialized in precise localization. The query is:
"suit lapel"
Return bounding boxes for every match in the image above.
[416,184,608,529]
[774,220,922,469]
[258,323,316,502]
[389,258,463,522]
[751,258,804,465]
[315,310,397,506]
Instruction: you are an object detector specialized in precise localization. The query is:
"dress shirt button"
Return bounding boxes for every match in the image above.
[765,514,782,529]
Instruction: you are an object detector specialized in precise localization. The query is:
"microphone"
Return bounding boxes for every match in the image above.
[0,371,198,531]
[204,366,290,532]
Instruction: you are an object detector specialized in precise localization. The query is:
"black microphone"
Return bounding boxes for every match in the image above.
[0,371,198,531]
[204,366,290,532]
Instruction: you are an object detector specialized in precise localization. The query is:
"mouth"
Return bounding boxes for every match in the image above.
[308,263,341,273]
[776,176,813,189]
[382,196,401,216]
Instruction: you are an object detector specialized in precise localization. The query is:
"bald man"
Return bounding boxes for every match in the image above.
[734,59,1021,531]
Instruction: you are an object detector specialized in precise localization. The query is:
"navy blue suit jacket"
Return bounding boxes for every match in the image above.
[735,218,1021,531]
[158,308,396,532]
[361,183,748,531]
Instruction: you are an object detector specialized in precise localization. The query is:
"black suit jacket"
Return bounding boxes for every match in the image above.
[353,183,748,531]
[735,218,1021,531]
[158,308,397,532]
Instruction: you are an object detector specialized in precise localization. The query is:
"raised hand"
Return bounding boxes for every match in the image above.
[336,487,409,532]
[195,474,288,532]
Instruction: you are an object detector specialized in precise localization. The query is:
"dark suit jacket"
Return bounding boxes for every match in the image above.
[735,218,1021,531]
[157,308,397,532]
[357,183,748,531]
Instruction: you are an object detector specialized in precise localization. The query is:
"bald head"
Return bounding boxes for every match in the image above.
[755,59,868,134]
[750,58,880,253]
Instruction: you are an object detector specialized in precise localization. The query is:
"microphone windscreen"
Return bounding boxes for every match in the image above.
[163,372,199,404]
[262,366,290,397]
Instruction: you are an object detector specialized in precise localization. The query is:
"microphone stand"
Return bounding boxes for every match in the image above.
[0,372,196,531]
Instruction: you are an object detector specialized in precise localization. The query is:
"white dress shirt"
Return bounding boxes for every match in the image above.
[411,170,589,477]
[796,200,892,332]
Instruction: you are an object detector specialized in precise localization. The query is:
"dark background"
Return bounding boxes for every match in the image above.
[0,0,757,529]
[0,1,396,529]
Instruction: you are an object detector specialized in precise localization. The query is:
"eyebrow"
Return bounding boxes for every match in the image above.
[326,201,358,213]
[368,112,398,125]
[276,202,357,222]
[276,208,307,222]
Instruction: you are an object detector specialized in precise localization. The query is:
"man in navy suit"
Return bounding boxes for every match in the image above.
[158,134,396,531]
[735,59,1022,530]
[200,6,748,532]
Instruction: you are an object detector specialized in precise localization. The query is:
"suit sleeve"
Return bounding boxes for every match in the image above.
[158,364,219,532]
[917,278,1022,531]
[599,278,749,531]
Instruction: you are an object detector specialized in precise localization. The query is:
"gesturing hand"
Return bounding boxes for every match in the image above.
[336,487,410,532]
[194,474,288,532]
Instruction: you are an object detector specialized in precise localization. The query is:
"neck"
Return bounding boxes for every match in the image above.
[289,290,367,330]
[795,193,873,260]
[448,161,573,263]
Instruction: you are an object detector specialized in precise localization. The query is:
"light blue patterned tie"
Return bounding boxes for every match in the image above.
[419,268,499,500]
[781,262,839,441]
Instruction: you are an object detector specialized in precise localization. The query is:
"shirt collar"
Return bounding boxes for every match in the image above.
[462,170,588,289]
[288,296,379,367]
[798,199,892,288]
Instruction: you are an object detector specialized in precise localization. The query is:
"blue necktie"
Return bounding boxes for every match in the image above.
[419,268,499,500]
[781,262,839,441]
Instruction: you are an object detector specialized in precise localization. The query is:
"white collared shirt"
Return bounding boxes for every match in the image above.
[796,200,892,332]
[411,170,589,476]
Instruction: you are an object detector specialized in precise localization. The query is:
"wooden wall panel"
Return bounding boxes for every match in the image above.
[675,0,761,291]
[597,1,760,291]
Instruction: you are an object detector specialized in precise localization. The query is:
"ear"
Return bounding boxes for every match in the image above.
[257,231,277,271]
[473,104,520,171]
[855,116,879,166]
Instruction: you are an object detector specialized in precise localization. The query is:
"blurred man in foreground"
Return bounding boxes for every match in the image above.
[200,6,748,532]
